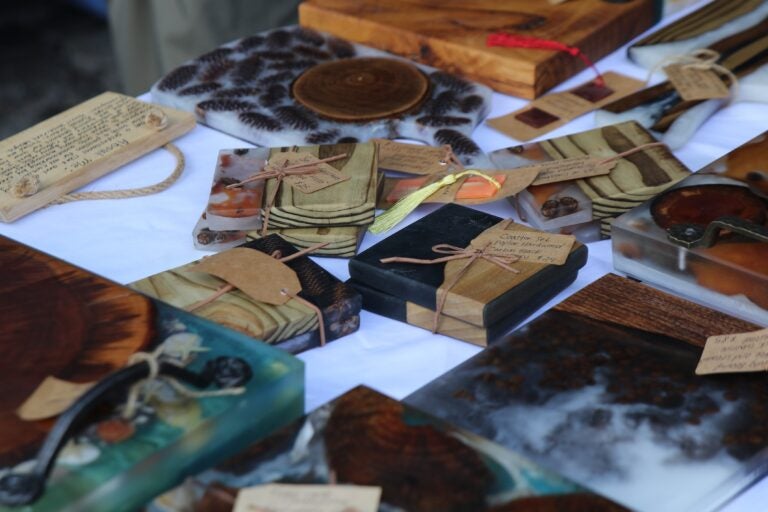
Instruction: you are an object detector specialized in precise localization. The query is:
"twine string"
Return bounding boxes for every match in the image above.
[381,243,520,332]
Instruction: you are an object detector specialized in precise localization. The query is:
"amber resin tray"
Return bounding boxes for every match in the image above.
[150,386,628,512]
[406,274,768,512]
[489,121,690,240]
[613,132,768,325]
[150,26,493,167]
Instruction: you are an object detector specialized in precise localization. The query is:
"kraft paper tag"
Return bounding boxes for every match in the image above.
[17,376,95,421]
[663,64,731,102]
[0,92,195,222]
[486,72,644,141]
[695,328,768,375]
[192,248,302,305]
[375,139,449,175]
[233,484,381,512]
[529,156,617,185]
[269,152,350,194]
[471,223,576,265]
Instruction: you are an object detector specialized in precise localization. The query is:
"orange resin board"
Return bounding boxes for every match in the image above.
[298,0,659,98]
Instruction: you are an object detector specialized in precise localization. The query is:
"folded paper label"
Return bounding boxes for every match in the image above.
[664,64,731,102]
[233,484,381,512]
[696,328,768,375]
[269,152,350,194]
[529,156,617,185]
[375,139,451,175]
[17,376,95,421]
[192,248,302,305]
[471,227,576,265]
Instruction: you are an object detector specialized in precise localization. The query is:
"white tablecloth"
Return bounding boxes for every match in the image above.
[3,2,768,509]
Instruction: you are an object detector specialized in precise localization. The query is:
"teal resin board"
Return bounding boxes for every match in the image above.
[150,386,627,511]
[0,236,304,512]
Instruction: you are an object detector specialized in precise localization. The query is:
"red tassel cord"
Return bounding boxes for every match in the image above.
[486,33,605,88]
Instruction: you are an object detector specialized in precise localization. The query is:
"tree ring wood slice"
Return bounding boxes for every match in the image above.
[292,57,430,121]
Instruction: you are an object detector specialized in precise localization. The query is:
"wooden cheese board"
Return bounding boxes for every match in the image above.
[298,0,659,98]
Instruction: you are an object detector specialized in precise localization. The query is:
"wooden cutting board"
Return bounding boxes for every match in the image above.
[298,0,659,98]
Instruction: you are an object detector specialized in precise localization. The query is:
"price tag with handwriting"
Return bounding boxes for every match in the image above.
[695,328,768,375]
[473,229,576,265]
[233,484,381,512]
[375,139,449,175]
[529,156,617,185]
[664,64,730,102]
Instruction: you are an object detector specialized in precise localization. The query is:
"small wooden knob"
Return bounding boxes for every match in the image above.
[293,57,429,121]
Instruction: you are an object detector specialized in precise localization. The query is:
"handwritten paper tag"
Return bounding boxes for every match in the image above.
[233,484,381,512]
[0,92,194,222]
[192,248,301,305]
[486,72,644,141]
[269,152,350,194]
[472,227,576,265]
[375,139,449,175]
[695,328,768,375]
[530,156,617,185]
[663,64,731,102]
[17,376,95,421]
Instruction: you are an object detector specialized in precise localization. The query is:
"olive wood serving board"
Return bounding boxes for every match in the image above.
[406,274,767,512]
[298,0,658,98]
[349,203,588,328]
[130,235,361,353]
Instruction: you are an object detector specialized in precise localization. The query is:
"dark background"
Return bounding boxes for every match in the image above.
[0,0,118,139]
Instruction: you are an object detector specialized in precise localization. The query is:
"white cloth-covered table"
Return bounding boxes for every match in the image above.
[3,2,768,509]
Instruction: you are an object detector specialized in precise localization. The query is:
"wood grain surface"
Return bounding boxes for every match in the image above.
[0,236,154,467]
[265,142,378,228]
[555,273,758,347]
[293,57,430,121]
[299,0,657,98]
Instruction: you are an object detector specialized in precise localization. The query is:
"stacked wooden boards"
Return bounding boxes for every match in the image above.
[349,204,588,345]
[298,0,659,98]
[0,235,304,512]
[131,235,362,354]
[489,121,691,239]
[406,274,768,512]
[156,386,629,511]
[194,142,378,257]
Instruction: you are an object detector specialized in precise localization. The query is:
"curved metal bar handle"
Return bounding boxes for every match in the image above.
[667,216,768,249]
[0,356,251,507]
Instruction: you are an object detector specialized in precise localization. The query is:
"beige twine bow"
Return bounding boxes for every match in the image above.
[381,243,520,333]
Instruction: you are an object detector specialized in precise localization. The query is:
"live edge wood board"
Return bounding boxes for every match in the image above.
[298,0,659,98]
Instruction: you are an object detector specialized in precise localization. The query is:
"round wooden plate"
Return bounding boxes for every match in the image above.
[292,57,430,121]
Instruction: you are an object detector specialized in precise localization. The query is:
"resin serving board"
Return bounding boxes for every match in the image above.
[599,17,768,149]
[406,274,768,512]
[130,235,361,353]
[0,236,304,512]
[628,0,768,68]
[613,131,768,325]
[489,121,690,240]
[150,26,492,167]
[299,0,658,99]
[151,386,628,512]
[349,203,588,329]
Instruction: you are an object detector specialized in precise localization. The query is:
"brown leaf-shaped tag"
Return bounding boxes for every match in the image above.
[192,247,301,305]
[17,376,95,420]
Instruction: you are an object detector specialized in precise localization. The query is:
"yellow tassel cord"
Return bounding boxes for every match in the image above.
[368,171,501,234]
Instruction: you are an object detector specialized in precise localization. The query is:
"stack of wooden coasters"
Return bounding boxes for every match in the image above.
[193,141,378,257]
[348,203,588,346]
